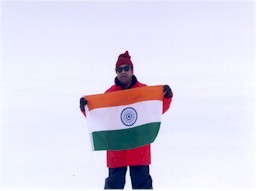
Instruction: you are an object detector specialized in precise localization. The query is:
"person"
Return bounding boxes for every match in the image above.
[80,51,173,189]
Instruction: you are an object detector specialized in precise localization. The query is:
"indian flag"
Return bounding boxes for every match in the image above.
[85,85,164,151]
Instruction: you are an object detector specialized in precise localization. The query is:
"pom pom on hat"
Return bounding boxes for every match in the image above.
[116,51,134,69]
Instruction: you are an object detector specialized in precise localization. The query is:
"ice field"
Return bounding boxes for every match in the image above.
[1,1,256,190]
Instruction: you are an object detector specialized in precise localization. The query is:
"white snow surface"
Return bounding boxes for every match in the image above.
[1,1,256,191]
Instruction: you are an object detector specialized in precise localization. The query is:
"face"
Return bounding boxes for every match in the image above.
[116,64,133,86]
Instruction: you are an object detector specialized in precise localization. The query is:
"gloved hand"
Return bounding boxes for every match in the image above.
[163,85,173,98]
[80,97,88,111]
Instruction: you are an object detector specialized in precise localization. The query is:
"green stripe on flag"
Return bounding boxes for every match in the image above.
[92,122,161,151]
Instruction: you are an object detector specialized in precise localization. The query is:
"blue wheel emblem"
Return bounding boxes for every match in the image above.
[120,107,137,126]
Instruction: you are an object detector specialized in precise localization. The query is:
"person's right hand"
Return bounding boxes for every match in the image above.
[80,97,88,111]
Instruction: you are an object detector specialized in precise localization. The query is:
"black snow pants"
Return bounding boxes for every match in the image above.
[104,165,153,189]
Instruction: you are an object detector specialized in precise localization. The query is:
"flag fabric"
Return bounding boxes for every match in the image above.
[85,85,164,151]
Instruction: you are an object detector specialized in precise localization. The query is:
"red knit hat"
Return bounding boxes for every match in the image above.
[115,51,134,69]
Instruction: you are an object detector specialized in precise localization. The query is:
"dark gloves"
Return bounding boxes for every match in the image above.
[163,85,173,98]
[80,97,88,111]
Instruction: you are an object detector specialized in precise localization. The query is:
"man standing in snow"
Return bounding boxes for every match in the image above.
[80,51,173,189]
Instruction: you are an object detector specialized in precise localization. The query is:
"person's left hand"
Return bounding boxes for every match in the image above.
[163,85,173,98]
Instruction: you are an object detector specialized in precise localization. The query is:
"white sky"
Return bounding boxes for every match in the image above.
[0,0,256,190]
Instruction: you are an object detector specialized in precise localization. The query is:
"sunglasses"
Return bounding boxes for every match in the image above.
[116,66,131,73]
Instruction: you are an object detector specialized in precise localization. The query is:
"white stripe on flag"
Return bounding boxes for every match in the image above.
[86,100,162,133]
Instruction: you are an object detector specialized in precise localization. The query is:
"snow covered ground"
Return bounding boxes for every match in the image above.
[1,1,256,190]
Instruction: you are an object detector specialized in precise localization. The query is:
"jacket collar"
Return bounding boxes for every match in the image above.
[115,75,137,90]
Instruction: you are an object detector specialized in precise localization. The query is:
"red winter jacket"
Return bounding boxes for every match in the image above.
[81,76,172,168]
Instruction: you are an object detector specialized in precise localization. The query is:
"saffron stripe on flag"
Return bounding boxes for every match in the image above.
[85,85,163,111]
[91,122,161,150]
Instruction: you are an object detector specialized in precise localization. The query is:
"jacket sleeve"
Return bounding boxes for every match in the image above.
[162,96,172,114]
